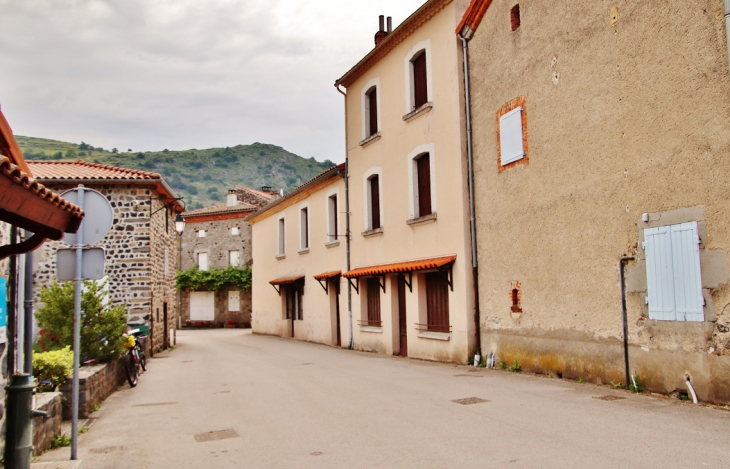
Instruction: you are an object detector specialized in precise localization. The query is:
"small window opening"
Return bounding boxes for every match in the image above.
[511,4,521,31]
[510,282,522,313]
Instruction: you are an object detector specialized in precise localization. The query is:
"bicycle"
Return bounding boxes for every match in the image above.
[123,328,147,387]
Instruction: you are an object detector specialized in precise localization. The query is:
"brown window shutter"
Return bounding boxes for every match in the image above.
[370,175,381,230]
[368,89,378,136]
[416,154,432,217]
[367,278,382,325]
[333,196,338,239]
[426,272,449,331]
[413,52,428,109]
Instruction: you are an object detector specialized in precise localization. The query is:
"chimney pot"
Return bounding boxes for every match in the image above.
[227,189,237,207]
[387,16,392,33]
[379,15,385,32]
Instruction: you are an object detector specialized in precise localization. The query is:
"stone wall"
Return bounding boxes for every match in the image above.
[0,220,10,455]
[32,392,63,456]
[181,287,252,327]
[60,356,128,420]
[148,199,180,352]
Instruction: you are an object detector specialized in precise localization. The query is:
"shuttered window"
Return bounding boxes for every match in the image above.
[426,272,449,332]
[197,252,208,271]
[644,222,704,322]
[416,154,432,217]
[412,52,428,109]
[229,250,240,267]
[300,207,309,250]
[499,107,525,165]
[366,277,382,326]
[278,217,285,256]
[370,175,381,230]
[368,88,378,136]
[328,194,338,242]
[285,284,303,320]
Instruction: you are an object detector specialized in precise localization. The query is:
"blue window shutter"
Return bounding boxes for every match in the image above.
[644,226,676,320]
[499,107,525,165]
[670,222,704,322]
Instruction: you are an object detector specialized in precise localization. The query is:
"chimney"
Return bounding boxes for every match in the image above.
[387,16,392,33]
[227,189,237,207]
[261,185,272,193]
[375,14,388,46]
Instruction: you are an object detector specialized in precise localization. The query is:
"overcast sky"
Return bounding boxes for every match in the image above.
[0,0,427,163]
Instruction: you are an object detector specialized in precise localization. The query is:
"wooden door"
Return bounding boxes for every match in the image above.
[398,276,407,357]
[334,283,341,346]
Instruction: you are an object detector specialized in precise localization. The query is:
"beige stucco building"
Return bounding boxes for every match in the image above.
[334,0,476,364]
[460,0,730,402]
[248,165,347,346]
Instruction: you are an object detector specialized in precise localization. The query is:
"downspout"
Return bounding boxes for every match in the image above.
[7,225,18,375]
[619,256,634,390]
[336,83,354,350]
[725,0,730,76]
[23,234,33,374]
[459,31,481,358]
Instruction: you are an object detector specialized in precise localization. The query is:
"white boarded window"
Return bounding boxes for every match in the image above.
[231,227,240,236]
[164,248,169,275]
[197,230,207,238]
[278,216,285,256]
[229,250,240,267]
[228,291,241,312]
[499,107,525,165]
[197,252,209,271]
[644,222,704,322]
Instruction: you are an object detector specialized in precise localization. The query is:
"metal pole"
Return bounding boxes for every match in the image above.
[7,225,18,375]
[16,252,25,372]
[620,257,634,390]
[71,186,85,460]
[23,234,33,374]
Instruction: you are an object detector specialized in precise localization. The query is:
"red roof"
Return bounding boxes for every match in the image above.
[313,271,341,281]
[270,276,305,286]
[184,201,258,218]
[343,255,456,278]
[29,160,163,180]
[456,0,493,35]
[234,185,274,200]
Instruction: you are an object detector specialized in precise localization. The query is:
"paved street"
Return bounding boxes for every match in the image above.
[35,329,730,468]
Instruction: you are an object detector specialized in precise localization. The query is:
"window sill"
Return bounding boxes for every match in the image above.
[276,254,286,260]
[406,213,437,226]
[359,132,381,147]
[325,240,340,248]
[298,248,310,255]
[360,326,383,334]
[362,227,383,237]
[403,102,433,122]
[417,331,451,341]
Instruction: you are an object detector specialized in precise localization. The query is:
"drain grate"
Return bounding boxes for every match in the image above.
[452,397,490,405]
[593,395,626,401]
[132,402,178,408]
[195,429,239,443]
[90,446,124,454]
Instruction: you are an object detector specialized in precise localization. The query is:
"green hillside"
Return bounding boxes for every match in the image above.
[16,136,335,211]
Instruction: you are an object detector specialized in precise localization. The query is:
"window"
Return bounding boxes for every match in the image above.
[231,227,240,236]
[366,87,378,137]
[511,4,521,31]
[412,51,428,109]
[285,285,303,320]
[643,222,704,322]
[197,252,209,271]
[366,278,382,326]
[277,216,286,256]
[497,97,529,170]
[368,175,381,230]
[228,291,241,312]
[164,248,169,276]
[328,194,338,243]
[426,272,450,332]
[197,230,207,238]
[229,250,240,267]
[415,153,432,217]
[300,206,309,251]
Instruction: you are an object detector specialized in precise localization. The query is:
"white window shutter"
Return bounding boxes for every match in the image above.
[198,252,209,271]
[500,107,525,165]
[644,226,676,320]
[671,222,704,322]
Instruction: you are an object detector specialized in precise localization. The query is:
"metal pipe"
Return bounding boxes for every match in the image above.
[7,225,18,376]
[23,233,33,374]
[336,83,354,350]
[725,0,730,77]
[685,374,699,404]
[620,256,635,390]
[459,33,481,356]
[71,185,85,460]
[16,248,25,372]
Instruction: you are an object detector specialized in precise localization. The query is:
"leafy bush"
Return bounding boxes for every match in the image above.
[33,346,73,391]
[176,266,252,291]
[36,280,128,362]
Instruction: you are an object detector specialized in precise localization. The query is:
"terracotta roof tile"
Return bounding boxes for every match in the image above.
[270,275,305,285]
[343,255,456,278]
[234,185,274,200]
[313,271,341,281]
[28,160,162,181]
[184,201,258,217]
[456,0,493,35]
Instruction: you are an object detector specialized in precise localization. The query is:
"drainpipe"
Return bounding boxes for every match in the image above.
[23,233,33,374]
[619,256,634,390]
[725,0,730,76]
[336,83,354,349]
[459,32,481,357]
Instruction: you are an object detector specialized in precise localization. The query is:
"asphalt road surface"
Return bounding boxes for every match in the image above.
[35,329,730,468]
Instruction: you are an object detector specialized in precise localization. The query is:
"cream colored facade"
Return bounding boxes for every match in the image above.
[463,0,730,402]
[337,0,476,364]
[248,168,347,346]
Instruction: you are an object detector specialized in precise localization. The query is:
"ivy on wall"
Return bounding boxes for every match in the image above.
[176,266,252,291]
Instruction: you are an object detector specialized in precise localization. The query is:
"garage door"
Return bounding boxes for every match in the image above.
[190,291,215,321]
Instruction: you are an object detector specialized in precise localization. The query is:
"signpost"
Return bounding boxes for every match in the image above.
[58,186,113,460]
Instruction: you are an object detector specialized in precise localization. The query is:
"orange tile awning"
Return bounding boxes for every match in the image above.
[342,255,456,278]
[269,275,305,286]
[313,271,341,281]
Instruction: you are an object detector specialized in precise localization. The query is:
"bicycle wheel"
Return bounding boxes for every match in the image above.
[125,352,138,387]
[138,346,147,372]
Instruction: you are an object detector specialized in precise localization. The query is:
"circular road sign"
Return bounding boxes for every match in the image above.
[60,187,114,245]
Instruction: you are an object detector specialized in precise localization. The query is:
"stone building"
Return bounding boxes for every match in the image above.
[458,0,730,403]
[28,160,183,353]
[180,186,271,327]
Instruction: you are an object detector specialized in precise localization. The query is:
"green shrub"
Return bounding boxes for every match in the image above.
[36,280,128,362]
[176,266,252,291]
[33,346,73,391]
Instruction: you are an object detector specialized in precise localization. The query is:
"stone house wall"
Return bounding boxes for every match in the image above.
[180,287,252,326]
[32,392,63,456]
[59,356,128,420]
